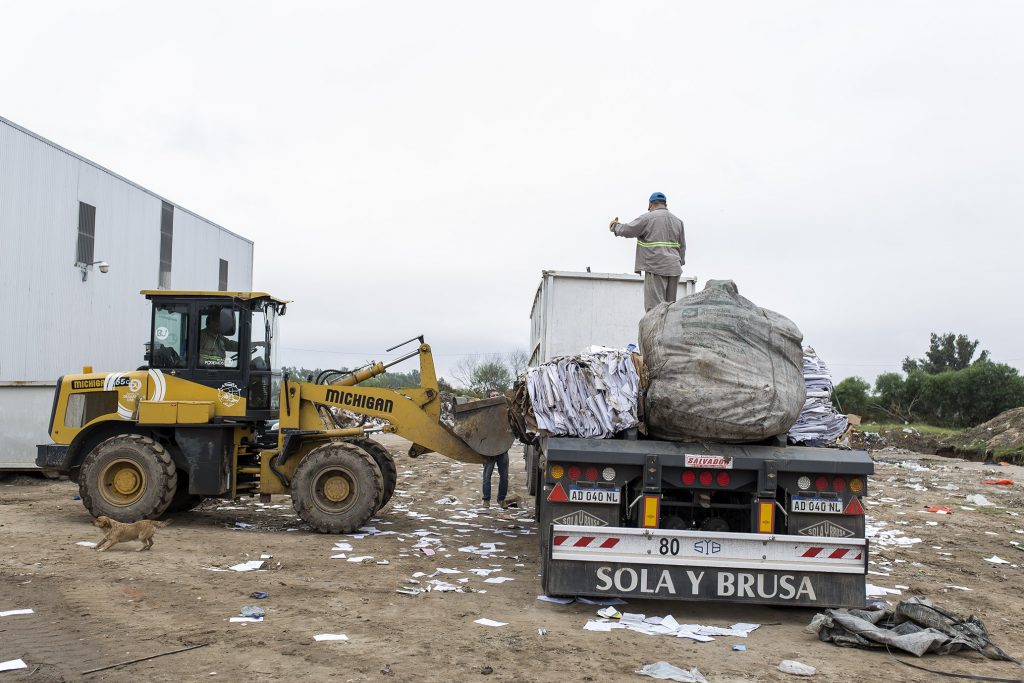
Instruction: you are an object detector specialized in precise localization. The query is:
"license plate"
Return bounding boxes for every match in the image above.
[791,497,843,514]
[568,488,621,505]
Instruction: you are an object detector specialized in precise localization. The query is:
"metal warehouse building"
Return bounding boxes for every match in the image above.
[0,115,254,468]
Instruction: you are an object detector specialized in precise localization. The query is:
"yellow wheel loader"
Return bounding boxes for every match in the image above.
[36,291,512,533]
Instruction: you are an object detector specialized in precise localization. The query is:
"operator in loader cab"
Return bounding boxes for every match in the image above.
[609,192,686,312]
[199,307,239,367]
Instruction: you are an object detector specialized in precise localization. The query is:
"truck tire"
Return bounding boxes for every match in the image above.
[78,434,177,522]
[165,475,204,513]
[350,438,397,511]
[291,442,384,533]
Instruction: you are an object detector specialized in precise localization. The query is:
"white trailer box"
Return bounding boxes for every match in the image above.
[528,271,697,366]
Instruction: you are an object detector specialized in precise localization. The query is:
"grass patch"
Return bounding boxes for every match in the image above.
[860,422,963,437]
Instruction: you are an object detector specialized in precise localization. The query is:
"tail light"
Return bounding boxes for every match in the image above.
[699,471,713,486]
[585,466,599,482]
[681,470,696,486]
[568,465,581,481]
[849,477,864,493]
[815,476,830,492]
[550,464,564,479]
[601,467,616,482]
[832,477,847,492]
[716,471,731,487]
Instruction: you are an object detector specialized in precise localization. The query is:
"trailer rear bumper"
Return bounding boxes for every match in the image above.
[546,524,867,607]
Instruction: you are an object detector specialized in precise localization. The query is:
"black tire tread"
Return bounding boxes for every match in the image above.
[350,438,397,511]
[78,434,177,521]
[291,442,384,534]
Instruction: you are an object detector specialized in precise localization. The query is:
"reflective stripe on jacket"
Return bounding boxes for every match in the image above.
[612,208,686,276]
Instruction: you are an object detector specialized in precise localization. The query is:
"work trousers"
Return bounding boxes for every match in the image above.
[482,451,509,503]
[643,273,679,312]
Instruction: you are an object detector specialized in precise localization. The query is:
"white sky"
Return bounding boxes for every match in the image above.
[4,1,1022,384]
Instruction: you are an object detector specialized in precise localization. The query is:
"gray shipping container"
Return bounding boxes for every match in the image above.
[528,271,697,366]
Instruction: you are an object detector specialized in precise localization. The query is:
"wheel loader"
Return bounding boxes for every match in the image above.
[36,290,512,533]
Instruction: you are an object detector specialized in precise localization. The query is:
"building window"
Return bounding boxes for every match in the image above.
[75,202,96,265]
[159,201,173,289]
[218,259,229,291]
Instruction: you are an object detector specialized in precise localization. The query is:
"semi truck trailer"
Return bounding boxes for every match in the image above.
[525,271,873,608]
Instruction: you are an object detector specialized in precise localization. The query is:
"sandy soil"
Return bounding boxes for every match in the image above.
[1,437,1023,683]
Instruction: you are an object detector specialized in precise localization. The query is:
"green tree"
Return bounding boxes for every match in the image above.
[469,361,512,395]
[902,333,989,374]
[832,377,871,416]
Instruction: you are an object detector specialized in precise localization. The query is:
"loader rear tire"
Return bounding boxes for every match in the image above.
[350,438,397,511]
[291,442,383,534]
[79,434,177,522]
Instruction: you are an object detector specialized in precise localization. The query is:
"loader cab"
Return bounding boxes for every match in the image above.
[142,290,288,421]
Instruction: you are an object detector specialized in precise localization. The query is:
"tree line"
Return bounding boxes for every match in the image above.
[833,333,1024,428]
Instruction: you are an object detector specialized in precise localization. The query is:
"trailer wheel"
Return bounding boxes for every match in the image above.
[291,442,383,533]
[350,438,397,511]
[78,434,177,522]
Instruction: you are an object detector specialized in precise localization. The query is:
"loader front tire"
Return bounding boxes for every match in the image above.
[350,438,397,511]
[79,434,177,522]
[291,442,384,533]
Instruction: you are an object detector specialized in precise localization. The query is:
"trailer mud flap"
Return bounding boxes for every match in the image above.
[546,524,868,608]
[545,559,865,607]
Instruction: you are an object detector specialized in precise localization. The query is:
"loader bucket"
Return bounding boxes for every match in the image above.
[450,396,514,457]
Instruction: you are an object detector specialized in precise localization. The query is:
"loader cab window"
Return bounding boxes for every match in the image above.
[250,302,279,371]
[152,304,189,369]
[198,307,241,369]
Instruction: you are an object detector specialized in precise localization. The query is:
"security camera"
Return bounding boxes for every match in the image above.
[98,262,110,274]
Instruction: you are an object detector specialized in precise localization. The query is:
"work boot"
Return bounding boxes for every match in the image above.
[482,500,490,508]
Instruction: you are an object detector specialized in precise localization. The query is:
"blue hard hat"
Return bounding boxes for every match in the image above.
[649,192,667,203]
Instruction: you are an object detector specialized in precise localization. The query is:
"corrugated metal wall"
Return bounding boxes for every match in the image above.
[0,116,254,464]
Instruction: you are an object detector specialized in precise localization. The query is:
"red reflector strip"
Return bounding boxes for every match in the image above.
[800,547,863,560]
[553,536,622,548]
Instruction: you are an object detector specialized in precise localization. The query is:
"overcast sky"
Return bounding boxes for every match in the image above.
[4,1,1022,384]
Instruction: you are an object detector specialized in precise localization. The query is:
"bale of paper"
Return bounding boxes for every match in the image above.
[511,348,643,440]
[787,347,849,445]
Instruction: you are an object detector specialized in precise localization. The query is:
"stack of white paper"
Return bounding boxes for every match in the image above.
[788,347,848,444]
[525,348,640,439]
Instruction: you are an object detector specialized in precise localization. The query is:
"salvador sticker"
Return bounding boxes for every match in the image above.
[552,510,608,527]
[218,382,242,407]
[684,454,733,469]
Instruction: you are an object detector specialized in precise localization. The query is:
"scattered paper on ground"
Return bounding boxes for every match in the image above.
[0,660,28,673]
[314,633,349,641]
[474,618,507,627]
[0,609,34,617]
[635,661,708,682]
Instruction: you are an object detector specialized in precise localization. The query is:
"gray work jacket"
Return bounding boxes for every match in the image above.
[613,208,686,276]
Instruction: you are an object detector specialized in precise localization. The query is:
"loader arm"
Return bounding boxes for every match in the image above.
[278,343,487,465]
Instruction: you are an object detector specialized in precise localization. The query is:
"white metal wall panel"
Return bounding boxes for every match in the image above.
[529,271,698,365]
[0,116,254,465]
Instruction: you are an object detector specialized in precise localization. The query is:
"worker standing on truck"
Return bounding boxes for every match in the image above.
[609,192,686,311]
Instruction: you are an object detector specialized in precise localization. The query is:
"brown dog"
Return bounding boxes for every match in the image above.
[92,516,172,552]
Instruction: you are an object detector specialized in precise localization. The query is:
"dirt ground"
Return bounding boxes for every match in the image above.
[2,436,1023,683]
